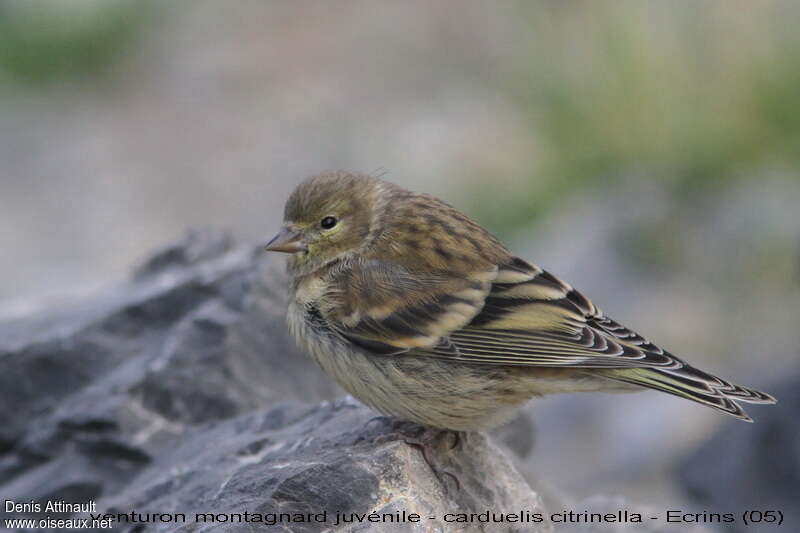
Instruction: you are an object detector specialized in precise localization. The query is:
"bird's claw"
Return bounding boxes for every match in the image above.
[362,418,463,491]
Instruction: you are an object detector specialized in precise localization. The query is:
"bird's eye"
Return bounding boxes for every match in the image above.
[320,216,338,229]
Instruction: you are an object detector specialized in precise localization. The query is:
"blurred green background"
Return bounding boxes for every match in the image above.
[1,0,798,522]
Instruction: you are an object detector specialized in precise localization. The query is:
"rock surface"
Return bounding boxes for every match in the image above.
[96,400,547,532]
[0,231,549,532]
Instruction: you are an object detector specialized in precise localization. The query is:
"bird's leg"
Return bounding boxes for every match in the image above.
[362,414,394,432]
[401,428,463,492]
[363,418,463,491]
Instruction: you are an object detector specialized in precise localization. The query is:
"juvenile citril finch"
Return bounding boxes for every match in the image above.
[265,171,776,430]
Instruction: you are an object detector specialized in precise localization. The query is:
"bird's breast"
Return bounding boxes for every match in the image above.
[291,274,329,305]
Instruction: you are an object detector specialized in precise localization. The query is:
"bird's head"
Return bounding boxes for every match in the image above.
[265,171,389,274]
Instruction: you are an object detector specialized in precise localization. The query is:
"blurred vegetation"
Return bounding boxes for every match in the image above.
[468,2,800,234]
[0,0,147,84]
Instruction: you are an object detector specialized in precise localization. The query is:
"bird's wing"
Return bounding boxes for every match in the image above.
[416,256,684,369]
[318,255,775,420]
[419,257,776,418]
[322,255,677,368]
[319,258,497,354]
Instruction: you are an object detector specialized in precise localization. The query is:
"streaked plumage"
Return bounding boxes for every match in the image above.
[266,171,776,430]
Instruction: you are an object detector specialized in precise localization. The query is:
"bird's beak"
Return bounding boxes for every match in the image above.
[264,227,307,254]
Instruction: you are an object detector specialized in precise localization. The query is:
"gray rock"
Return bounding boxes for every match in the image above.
[0,231,335,518]
[0,230,548,533]
[95,399,549,533]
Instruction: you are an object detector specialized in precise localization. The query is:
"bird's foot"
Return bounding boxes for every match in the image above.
[362,418,462,491]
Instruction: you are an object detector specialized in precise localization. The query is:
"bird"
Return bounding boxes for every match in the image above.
[264,171,776,431]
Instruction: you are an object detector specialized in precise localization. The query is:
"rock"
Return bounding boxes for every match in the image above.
[132,228,236,280]
[0,231,337,518]
[677,378,800,533]
[0,230,549,533]
[94,399,549,533]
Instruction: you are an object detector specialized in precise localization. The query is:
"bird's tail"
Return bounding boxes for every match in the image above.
[595,364,777,422]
